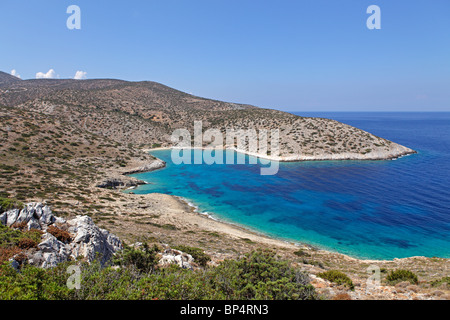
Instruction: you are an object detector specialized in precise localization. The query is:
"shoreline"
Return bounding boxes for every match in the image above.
[125,149,442,263]
[142,146,417,162]
[169,191,445,264]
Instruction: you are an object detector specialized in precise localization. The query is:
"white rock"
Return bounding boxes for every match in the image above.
[27,218,41,230]
[66,215,122,264]
[6,209,19,226]
[38,233,64,253]
[3,203,123,269]
[39,206,55,225]
[0,212,6,225]
[158,249,194,269]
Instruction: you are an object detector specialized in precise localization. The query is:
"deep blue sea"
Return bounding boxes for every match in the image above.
[128,112,450,260]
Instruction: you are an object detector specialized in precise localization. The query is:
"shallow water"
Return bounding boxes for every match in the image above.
[128,112,450,260]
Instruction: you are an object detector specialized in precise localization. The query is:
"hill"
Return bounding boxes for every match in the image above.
[0,75,415,159]
[0,71,21,85]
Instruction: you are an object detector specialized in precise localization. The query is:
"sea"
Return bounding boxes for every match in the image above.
[127,112,450,260]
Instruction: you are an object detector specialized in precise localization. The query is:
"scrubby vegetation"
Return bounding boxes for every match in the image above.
[172,245,211,267]
[112,243,160,273]
[0,248,318,300]
[0,197,22,213]
[47,225,72,244]
[0,223,42,265]
[317,270,354,290]
[430,276,450,288]
[386,269,419,285]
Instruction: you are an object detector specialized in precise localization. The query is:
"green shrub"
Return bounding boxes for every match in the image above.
[0,197,23,213]
[136,265,221,300]
[317,270,354,290]
[430,276,450,288]
[0,263,72,300]
[172,245,211,267]
[210,249,317,300]
[0,250,318,300]
[386,269,418,285]
[112,243,159,273]
[0,224,42,249]
[293,249,309,257]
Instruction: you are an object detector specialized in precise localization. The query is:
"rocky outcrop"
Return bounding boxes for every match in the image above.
[67,215,122,265]
[96,176,145,189]
[158,248,195,270]
[0,202,61,230]
[96,159,165,190]
[1,203,122,268]
[122,159,166,175]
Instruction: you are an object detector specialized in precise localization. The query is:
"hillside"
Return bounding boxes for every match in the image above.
[0,75,415,159]
[0,71,21,85]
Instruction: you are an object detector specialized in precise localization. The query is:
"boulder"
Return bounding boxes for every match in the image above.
[6,209,20,227]
[158,248,194,270]
[27,217,41,230]
[67,215,122,265]
[121,159,166,175]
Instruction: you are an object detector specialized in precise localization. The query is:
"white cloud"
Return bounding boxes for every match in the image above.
[10,69,21,79]
[73,71,87,80]
[36,69,57,79]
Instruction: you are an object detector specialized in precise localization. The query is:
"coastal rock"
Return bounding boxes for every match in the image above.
[39,205,56,226]
[27,217,41,230]
[158,248,194,269]
[96,176,145,189]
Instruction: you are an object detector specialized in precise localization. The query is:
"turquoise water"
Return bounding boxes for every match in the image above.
[128,112,450,260]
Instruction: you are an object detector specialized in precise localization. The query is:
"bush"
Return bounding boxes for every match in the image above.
[47,226,72,243]
[332,293,352,300]
[112,243,159,273]
[430,276,450,288]
[209,249,317,300]
[0,250,319,300]
[0,224,42,249]
[17,238,37,249]
[0,263,72,300]
[293,249,309,257]
[11,221,27,231]
[172,245,211,267]
[0,197,23,213]
[0,247,21,265]
[317,270,354,290]
[386,269,418,285]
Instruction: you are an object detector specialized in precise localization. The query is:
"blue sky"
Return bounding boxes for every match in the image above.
[1,0,449,111]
